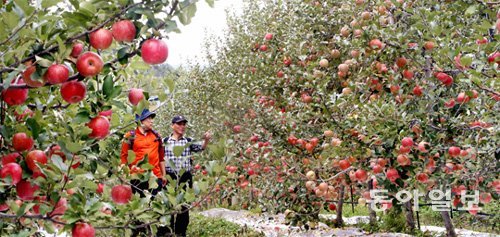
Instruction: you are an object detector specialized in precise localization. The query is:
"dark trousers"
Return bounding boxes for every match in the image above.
[157,171,193,237]
[131,179,163,237]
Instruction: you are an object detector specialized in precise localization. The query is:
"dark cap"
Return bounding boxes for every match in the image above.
[135,109,156,122]
[172,115,188,124]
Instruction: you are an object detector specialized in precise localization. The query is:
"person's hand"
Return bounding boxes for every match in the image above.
[202,131,212,141]
[161,176,167,186]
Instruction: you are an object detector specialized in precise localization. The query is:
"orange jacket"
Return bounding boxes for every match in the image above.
[120,128,164,178]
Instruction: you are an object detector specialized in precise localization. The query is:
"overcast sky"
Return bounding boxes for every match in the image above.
[165,0,243,67]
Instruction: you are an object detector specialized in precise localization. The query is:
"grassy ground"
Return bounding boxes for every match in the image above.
[187,213,265,237]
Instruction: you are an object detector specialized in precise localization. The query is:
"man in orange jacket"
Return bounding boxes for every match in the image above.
[120,109,167,197]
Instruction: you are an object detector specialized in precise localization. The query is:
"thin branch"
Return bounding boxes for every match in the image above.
[0,10,38,47]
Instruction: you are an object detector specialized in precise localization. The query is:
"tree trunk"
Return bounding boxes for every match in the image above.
[368,180,377,225]
[441,211,457,237]
[335,185,345,227]
[404,201,416,231]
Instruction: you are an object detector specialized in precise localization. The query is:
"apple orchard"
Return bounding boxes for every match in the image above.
[0,1,499,237]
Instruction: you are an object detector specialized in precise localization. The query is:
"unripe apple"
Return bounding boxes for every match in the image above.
[319,59,329,68]
[141,39,169,64]
[112,20,136,42]
[76,52,104,77]
[306,170,316,181]
[324,130,334,137]
[330,49,341,58]
[61,80,87,104]
[87,116,110,139]
[89,28,113,50]
[128,88,144,106]
[111,184,132,204]
[12,132,34,152]
[338,63,349,72]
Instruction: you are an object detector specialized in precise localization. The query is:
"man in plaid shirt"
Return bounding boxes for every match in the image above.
[159,115,211,236]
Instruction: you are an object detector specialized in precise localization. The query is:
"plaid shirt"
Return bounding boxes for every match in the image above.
[164,135,204,174]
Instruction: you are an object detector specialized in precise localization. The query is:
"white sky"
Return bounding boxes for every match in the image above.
[165,0,244,67]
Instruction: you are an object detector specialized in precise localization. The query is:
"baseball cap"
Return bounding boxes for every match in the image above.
[172,115,188,124]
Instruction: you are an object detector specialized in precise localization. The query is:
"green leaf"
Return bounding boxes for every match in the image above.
[165,78,175,93]
[35,56,53,67]
[173,145,186,157]
[465,5,476,16]
[73,110,90,123]
[66,141,82,153]
[14,0,35,15]
[127,150,136,164]
[1,11,19,29]
[26,118,42,139]
[42,0,58,9]
[460,55,472,67]
[164,20,180,33]
[102,75,114,99]
[51,155,68,173]
[205,0,214,7]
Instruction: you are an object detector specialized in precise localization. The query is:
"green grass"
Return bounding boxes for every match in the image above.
[187,213,265,237]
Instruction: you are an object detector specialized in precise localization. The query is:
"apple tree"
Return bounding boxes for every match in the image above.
[167,0,499,236]
[0,0,226,236]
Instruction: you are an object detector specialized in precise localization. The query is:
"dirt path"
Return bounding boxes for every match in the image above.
[200,208,498,237]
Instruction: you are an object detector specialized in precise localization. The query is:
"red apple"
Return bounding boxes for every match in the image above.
[233,125,241,133]
[397,154,410,166]
[141,39,168,65]
[355,169,367,182]
[89,28,113,50]
[328,203,336,211]
[111,20,136,42]
[456,92,470,103]
[61,80,87,104]
[413,85,422,96]
[424,41,434,50]
[403,69,414,80]
[12,132,34,152]
[76,52,104,77]
[111,184,132,204]
[71,42,84,58]
[372,164,383,174]
[96,183,104,194]
[2,78,29,106]
[435,72,453,86]
[386,168,399,182]
[416,173,428,183]
[44,64,69,84]
[259,44,268,51]
[369,39,383,50]
[339,160,351,170]
[479,192,492,204]
[276,70,284,78]
[401,137,413,147]
[16,180,39,200]
[264,33,273,40]
[2,152,20,165]
[26,150,47,173]
[396,57,407,68]
[128,88,144,105]
[98,109,113,118]
[72,222,95,237]
[87,116,110,139]
[23,64,44,87]
[1,162,22,185]
[488,52,500,63]
[448,146,460,157]
[49,198,67,217]
[14,108,34,121]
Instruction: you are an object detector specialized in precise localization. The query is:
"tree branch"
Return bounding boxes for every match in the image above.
[0,10,38,47]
